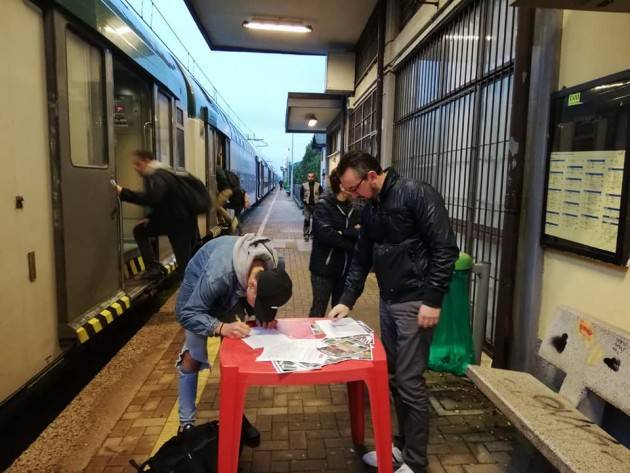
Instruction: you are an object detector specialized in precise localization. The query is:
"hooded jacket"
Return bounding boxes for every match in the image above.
[309,192,361,278]
[175,234,279,336]
[339,169,459,309]
[119,160,191,223]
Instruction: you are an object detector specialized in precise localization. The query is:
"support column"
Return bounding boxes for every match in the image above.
[510,9,563,372]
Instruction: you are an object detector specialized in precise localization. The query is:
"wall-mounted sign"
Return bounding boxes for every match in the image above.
[542,70,630,264]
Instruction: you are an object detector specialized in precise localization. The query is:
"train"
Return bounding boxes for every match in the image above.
[1,0,278,404]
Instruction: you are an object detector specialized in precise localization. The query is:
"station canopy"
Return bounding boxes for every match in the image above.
[285,93,344,133]
[184,0,377,55]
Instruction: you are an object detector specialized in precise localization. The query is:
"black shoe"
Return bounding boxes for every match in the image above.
[140,263,166,281]
[241,415,261,447]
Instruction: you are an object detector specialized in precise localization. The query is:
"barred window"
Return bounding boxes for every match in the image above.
[349,89,378,157]
[393,0,517,349]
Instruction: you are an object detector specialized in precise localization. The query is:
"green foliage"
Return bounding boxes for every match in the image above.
[292,139,322,186]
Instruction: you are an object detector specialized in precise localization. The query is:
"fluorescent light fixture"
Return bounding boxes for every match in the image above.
[243,19,312,34]
[306,114,318,127]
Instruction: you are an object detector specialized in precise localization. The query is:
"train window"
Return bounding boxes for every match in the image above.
[156,92,172,165]
[176,128,185,170]
[66,30,106,167]
[175,106,185,170]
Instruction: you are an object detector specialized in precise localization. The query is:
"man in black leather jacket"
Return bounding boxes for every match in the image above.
[328,150,458,473]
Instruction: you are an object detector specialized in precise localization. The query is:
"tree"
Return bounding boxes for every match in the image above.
[292,139,322,187]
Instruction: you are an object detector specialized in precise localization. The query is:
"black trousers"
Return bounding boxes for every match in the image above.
[308,273,345,317]
[133,218,198,273]
[380,299,433,473]
[303,204,315,236]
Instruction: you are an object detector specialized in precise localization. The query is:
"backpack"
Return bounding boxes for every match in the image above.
[175,172,212,216]
[129,421,218,473]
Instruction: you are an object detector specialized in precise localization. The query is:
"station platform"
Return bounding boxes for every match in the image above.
[9,189,515,473]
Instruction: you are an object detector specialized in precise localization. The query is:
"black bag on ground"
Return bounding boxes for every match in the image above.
[129,421,218,473]
[175,172,212,216]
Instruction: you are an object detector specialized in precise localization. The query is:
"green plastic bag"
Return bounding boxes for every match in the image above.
[428,252,476,376]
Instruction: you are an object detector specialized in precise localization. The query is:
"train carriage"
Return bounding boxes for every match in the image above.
[0,0,278,405]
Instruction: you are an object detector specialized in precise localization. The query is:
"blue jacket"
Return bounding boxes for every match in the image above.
[175,234,278,336]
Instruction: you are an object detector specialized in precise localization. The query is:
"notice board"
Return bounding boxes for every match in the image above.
[542,71,630,264]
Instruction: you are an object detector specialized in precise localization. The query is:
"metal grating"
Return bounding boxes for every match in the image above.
[349,89,378,157]
[355,5,379,84]
[393,0,517,350]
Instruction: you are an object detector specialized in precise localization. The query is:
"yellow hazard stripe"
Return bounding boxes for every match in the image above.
[76,327,89,344]
[100,310,114,324]
[88,318,103,333]
[75,293,133,344]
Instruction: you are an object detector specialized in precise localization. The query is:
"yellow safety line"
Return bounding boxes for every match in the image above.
[151,336,221,455]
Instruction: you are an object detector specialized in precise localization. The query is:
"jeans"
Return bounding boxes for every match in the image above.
[309,273,345,317]
[133,218,198,272]
[379,299,433,473]
[176,330,211,426]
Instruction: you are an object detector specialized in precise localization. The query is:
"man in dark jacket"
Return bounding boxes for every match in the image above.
[328,151,459,473]
[116,150,198,279]
[308,170,361,316]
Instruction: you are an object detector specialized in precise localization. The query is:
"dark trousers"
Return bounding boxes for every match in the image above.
[309,273,345,317]
[303,204,315,236]
[133,218,198,273]
[379,299,433,473]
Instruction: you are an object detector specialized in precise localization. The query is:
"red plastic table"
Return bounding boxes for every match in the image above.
[217,318,393,473]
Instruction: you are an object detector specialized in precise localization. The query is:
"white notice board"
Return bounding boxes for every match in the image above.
[544,150,625,253]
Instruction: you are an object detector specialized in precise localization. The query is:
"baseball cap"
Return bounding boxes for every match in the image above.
[254,268,293,322]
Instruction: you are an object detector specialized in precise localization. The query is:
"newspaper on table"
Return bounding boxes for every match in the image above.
[244,318,375,373]
[315,317,372,338]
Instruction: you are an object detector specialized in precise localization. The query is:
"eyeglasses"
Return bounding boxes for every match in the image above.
[342,176,365,193]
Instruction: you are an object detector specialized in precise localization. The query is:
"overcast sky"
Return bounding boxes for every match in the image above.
[126,0,326,172]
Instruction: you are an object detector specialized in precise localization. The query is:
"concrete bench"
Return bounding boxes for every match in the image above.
[467,306,630,473]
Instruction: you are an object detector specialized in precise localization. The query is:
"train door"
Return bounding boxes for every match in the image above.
[153,87,176,261]
[112,58,153,267]
[205,126,227,232]
[255,156,261,199]
[52,18,123,322]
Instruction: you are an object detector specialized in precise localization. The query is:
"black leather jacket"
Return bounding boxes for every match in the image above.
[309,192,361,279]
[339,169,459,309]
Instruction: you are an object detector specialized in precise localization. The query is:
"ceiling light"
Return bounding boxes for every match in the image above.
[243,19,312,34]
[306,114,318,127]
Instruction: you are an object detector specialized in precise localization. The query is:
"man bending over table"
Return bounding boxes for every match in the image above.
[175,234,293,439]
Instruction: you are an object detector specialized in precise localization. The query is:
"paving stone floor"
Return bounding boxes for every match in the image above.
[39,189,517,473]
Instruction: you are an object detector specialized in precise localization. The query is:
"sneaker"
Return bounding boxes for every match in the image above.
[178,423,193,435]
[395,464,414,473]
[362,445,403,468]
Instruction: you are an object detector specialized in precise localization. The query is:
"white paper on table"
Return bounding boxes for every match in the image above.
[242,327,291,350]
[315,318,370,338]
[256,339,326,365]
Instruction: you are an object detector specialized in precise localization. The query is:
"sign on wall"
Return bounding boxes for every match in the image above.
[542,70,630,264]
